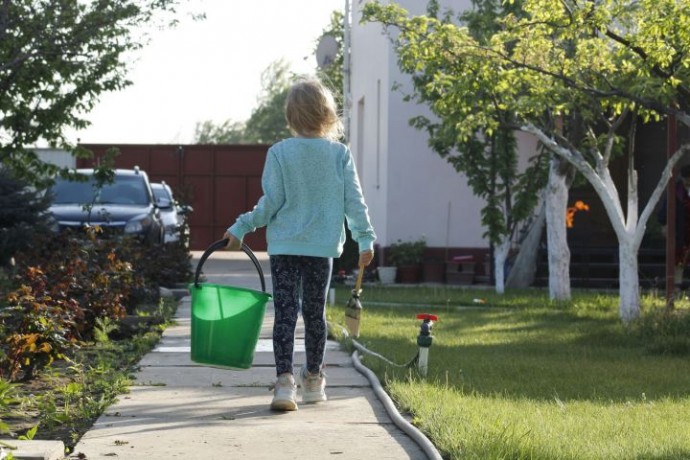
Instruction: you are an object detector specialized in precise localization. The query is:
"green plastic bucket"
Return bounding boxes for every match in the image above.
[190,239,271,370]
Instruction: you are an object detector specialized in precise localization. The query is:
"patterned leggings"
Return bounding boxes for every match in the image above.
[270,255,332,376]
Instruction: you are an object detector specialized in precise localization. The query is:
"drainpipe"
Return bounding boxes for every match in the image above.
[343,0,351,143]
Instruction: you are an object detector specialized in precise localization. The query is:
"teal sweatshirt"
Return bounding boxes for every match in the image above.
[228,137,376,258]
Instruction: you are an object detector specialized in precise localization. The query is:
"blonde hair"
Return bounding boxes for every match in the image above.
[285,77,343,141]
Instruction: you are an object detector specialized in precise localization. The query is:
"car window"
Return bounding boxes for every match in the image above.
[152,185,172,203]
[51,175,150,206]
[50,180,94,204]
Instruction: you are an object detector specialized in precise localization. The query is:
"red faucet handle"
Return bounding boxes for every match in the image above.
[416,313,438,322]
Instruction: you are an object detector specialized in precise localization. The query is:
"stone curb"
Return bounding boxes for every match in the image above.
[0,440,64,460]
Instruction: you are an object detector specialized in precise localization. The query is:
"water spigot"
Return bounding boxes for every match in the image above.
[415,313,438,377]
[416,313,438,348]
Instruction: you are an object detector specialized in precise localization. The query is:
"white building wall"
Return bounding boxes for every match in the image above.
[351,0,488,249]
[34,148,76,169]
[350,4,391,247]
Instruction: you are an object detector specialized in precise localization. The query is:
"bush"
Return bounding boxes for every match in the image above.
[127,240,192,289]
[387,237,427,267]
[115,239,192,309]
[1,231,145,380]
[13,231,140,326]
[0,267,82,381]
[0,170,52,268]
[0,224,193,381]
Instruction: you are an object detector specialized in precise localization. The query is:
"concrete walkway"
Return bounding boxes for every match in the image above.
[70,250,429,459]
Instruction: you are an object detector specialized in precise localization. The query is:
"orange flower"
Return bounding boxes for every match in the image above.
[574,200,589,211]
[566,201,590,228]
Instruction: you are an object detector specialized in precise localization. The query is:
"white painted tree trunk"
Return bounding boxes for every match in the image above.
[545,157,571,301]
[506,199,546,289]
[619,239,641,322]
[493,237,511,294]
[522,123,690,322]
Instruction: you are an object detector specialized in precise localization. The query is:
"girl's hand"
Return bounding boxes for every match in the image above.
[223,232,242,250]
[359,249,374,267]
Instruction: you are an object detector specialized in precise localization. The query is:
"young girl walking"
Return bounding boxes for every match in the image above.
[223,77,376,411]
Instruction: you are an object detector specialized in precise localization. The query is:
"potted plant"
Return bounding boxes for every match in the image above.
[387,237,426,283]
[422,254,446,283]
[377,265,397,284]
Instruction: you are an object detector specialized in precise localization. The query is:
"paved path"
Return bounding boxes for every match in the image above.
[71,249,429,459]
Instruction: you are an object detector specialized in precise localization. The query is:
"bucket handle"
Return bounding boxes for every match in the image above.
[193,239,267,292]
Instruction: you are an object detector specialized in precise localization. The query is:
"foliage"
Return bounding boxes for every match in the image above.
[123,240,193,293]
[0,215,193,382]
[1,232,143,380]
[0,170,52,268]
[0,377,20,434]
[194,119,247,144]
[387,238,427,267]
[1,266,82,381]
[316,10,345,106]
[363,0,690,321]
[66,147,121,228]
[194,59,293,144]
[0,0,189,188]
[0,196,188,447]
[0,297,177,451]
[93,317,119,344]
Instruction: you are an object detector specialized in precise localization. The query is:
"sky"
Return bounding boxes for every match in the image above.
[67,0,344,145]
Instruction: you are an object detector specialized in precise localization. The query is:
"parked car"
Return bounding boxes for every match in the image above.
[47,168,166,245]
[150,181,192,245]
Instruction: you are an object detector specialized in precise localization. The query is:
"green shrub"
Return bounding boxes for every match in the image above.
[1,223,192,381]
[0,170,52,268]
[112,238,191,309]
[1,231,147,380]
[387,237,427,266]
[1,266,81,381]
[126,240,192,289]
[12,231,140,327]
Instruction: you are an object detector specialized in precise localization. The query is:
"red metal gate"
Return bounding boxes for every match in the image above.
[78,144,269,251]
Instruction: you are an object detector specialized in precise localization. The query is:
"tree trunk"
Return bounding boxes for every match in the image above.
[493,237,511,294]
[619,239,641,322]
[506,200,546,288]
[522,122,690,321]
[546,157,571,301]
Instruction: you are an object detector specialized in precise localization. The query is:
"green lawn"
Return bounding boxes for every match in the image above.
[327,286,690,460]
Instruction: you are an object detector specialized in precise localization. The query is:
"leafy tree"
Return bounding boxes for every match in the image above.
[194,59,293,144]
[0,0,188,188]
[364,0,690,322]
[316,11,345,105]
[194,120,247,144]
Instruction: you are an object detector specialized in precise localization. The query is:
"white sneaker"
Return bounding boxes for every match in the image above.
[297,365,327,403]
[270,373,298,411]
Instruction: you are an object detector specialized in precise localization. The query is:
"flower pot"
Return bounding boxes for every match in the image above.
[397,264,422,284]
[377,266,397,284]
[422,261,445,283]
